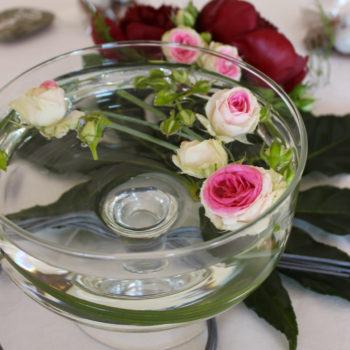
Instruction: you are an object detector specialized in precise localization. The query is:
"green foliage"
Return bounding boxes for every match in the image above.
[296,186,350,235]
[282,227,350,302]
[0,149,8,171]
[244,272,298,350]
[303,112,350,175]
[261,140,295,183]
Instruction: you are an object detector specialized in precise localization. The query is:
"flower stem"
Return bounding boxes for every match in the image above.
[103,111,192,140]
[116,90,167,120]
[108,122,177,151]
[183,126,204,141]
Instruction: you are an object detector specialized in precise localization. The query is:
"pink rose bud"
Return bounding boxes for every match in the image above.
[162,27,205,64]
[199,42,241,80]
[198,87,261,143]
[40,80,59,89]
[200,164,286,231]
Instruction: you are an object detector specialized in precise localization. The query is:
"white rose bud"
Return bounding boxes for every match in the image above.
[172,139,228,179]
[10,80,67,127]
[40,110,85,139]
[200,87,261,143]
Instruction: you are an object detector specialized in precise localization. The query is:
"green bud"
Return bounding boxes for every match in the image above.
[134,76,150,89]
[172,69,189,84]
[149,69,166,78]
[191,80,211,94]
[160,117,181,136]
[175,9,196,27]
[154,89,178,106]
[200,32,212,44]
[148,78,171,92]
[78,112,111,160]
[177,109,195,126]
[0,149,9,171]
[186,1,199,19]
[283,164,295,184]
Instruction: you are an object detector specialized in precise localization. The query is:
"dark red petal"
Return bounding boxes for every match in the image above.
[125,22,166,41]
[197,0,258,43]
[283,55,309,92]
[233,28,307,89]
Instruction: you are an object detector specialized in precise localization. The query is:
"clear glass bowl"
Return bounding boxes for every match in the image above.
[0,42,307,350]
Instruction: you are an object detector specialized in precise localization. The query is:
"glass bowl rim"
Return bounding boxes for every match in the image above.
[0,41,308,260]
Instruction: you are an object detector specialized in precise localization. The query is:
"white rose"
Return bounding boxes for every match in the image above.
[199,87,261,143]
[199,42,241,80]
[172,139,228,178]
[40,110,85,139]
[10,81,67,127]
[200,164,286,232]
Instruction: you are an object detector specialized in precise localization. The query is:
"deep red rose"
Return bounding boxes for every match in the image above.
[233,29,308,91]
[197,0,307,91]
[197,0,258,43]
[91,5,176,44]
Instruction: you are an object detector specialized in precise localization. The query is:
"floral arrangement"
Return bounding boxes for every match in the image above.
[1,2,350,350]
[0,67,292,233]
[91,0,312,103]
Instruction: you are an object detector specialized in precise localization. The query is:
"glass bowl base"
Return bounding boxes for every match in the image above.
[79,321,207,350]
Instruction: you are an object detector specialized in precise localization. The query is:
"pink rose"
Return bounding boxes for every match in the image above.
[162,27,204,64]
[40,80,59,89]
[197,87,260,143]
[200,164,285,231]
[199,42,241,80]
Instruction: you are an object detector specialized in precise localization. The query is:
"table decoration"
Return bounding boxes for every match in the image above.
[0,41,306,350]
[86,1,350,349]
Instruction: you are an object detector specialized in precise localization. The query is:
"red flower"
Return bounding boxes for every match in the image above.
[197,0,307,91]
[91,5,176,43]
[233,29,308,91]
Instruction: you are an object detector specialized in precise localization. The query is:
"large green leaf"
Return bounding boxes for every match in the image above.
[303,112,350,175]
[296,186,350,235]
[282,227,350,302]
[244,271,298,350]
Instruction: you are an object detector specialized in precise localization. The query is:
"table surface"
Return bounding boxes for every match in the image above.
[1,1,350,350]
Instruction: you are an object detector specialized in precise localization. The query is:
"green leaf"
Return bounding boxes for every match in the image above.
[303,112,350,175]
[282,227,350,302]
[244,271,298,350]
[82,53,104,68]
[0,149,8,171]
[296,186,350,235]
[191,80,211,94]
[92,13,113,42]
[288,84,315,112]
[154,89,178,106]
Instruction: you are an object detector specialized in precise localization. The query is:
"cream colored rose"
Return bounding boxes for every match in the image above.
[40,110,85,139]
[172,139,228,178]
[200,87,261,143]
[10,83,67,127]
[199,42,241,80]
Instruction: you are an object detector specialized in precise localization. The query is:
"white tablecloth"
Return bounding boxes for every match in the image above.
[1,1,350,349]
